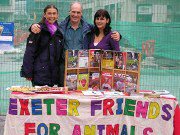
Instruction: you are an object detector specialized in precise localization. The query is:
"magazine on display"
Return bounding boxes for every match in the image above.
[89,72,100,90]
[66,73,77,91]
[67,50,78,68]
[113,73,126,92]
[114,51,126,70]
[125,73,138,93]
[77,73,89,90]
[89,49,101,67]
[101,50,114,69]
[101,71,113,90]
[126,52,139,71]
[78,50,89,68]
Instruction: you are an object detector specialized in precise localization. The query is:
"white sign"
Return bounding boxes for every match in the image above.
[138,6,152,15]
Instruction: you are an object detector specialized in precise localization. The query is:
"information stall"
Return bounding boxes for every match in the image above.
[3,50,180,135]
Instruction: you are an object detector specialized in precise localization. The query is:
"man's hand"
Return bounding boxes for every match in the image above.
[111,31,121,41]
[31,24,41,34]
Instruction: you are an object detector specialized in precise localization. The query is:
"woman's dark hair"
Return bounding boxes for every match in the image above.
[40,4,58,23]
[93,9,111,36]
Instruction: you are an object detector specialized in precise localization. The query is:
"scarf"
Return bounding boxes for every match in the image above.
[45,20,57,36]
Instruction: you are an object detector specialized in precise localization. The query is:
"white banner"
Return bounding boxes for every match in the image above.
[4,93,178,135]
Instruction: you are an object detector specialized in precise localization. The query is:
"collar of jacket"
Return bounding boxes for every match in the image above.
[39,22,63,37]
[60,16,92,36]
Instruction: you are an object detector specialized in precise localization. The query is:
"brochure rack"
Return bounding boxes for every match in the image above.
[64,49,101,90]
[64,49,141,93]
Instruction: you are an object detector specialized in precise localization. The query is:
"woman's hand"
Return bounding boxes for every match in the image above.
[111,31,121,41]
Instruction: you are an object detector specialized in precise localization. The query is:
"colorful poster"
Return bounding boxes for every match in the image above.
[0,22,14,50]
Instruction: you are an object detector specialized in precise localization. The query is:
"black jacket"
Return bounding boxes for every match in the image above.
[21,22,64,86]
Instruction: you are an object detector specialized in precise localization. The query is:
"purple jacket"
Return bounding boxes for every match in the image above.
[89,32,120,51]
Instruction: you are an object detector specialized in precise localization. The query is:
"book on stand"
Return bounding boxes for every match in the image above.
[77,73,89,90]
[67,50,78,68]
[66,73,77,91]
[64,50,141,93]
[101,71,113,90]
[89,49,101,67]
[126,52,139,71]
[78,50,89,68]
[113,73,126,92]
[101,50,114,69]
[89,72,100,90]
[125,73,138,93]
[114,51,126,70]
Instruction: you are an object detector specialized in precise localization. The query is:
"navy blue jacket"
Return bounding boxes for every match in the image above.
[21,22,64,86]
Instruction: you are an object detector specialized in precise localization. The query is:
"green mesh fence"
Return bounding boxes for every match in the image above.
[0,0,179,115]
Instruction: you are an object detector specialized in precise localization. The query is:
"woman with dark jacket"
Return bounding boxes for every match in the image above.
[21,4,64,87]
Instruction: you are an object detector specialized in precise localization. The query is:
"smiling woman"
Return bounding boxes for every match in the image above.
[89,9,120,51]
[21,4,64,87]
[43,7,58,24]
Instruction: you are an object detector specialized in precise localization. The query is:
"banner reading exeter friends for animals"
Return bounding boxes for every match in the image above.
[4,93,177,135]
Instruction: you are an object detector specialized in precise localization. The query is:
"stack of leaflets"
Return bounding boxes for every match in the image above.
[82,90,103,96]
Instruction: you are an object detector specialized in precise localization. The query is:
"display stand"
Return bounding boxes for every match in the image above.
[64,49,141,92]
[64,49,101,90]
[101,50,141,93]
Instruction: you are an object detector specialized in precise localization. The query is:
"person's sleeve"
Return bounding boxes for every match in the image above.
[119,32,122,40]
[28,24,34,32]
[90,23,94,30]
[20,33,39,78]
[109,36,120,51]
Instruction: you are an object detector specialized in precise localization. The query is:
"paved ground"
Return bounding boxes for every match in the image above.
[0,116,5,135]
